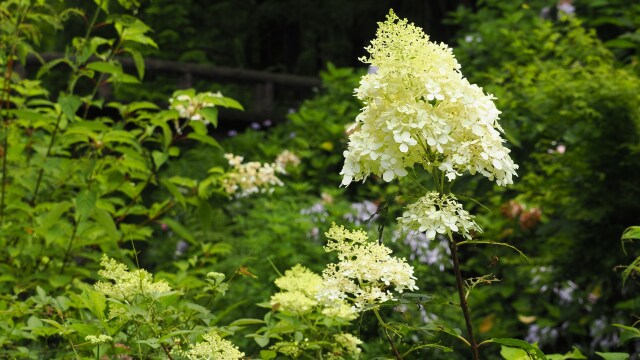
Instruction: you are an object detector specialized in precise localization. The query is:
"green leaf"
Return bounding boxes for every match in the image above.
[49,274,72,288]
[204,95,244,110]
[622,226,640,254]
[595,353,630,360]
[492,338,546,360]
[127,48,145,79]
[398,293,456,307]
[92,208,120,241]
[189,119,208,134]
[86,61,122,76]
[160,179,186,207]
[456,240,530,262]
[613,324,640,344]
[200,107,218,127]
[152,150,168,169]
[254,334,270,347]
[547,346,587,359]
[501,346,530,360]
[81,289,107,321]
[39,202,73,231]
[161,217,196,244]
[136,338,161,349]
[37,58,73,79]
[260,350,277,360]
[76,190,97,219]
[229,318,266,327]
[93,0,110,13]
[102,130,140,149]
[58,93,82,122]
[187,132,221,148]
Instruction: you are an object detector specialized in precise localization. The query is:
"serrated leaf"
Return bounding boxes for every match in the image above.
[82,289,107,321]
[187,132,220,148]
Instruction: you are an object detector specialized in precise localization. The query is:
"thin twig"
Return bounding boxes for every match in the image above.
[447,231,480,360]
[373,308,403,360]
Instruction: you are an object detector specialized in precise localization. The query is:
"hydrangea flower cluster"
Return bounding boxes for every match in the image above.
[270,264,323,314]
[222,150,301,198]
[85,334,113,344]
[316,224,418,315]
[331,333,363,359]
[398,192,482,240]
[94,255,172,301]
[183,330,244,360]
[341,10,518,187]
[222,153,284,198]
[274,149,301,173]
[169,91,224,124]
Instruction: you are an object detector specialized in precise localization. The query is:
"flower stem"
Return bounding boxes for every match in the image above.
[372,307,403,360]
[447,233,480,360]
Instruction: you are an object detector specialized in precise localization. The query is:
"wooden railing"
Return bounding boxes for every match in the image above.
[25,53,322,125]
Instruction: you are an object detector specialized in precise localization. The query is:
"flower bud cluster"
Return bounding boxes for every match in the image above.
[398,192,481,240]
[85,334,113,344]
[94,255,172,301]
[222,153,284,198]
[316,224,418,315]
[274,149,301,173]
[341,10,518,187]
[270,264,323,314]
[222,150,300,198]
[169,91,223,124]
[183,330,244,360]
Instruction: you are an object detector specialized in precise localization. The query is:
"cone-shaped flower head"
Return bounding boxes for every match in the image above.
[341,10,518,187]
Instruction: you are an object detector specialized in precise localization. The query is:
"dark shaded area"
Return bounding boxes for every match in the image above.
[134,0,472,75]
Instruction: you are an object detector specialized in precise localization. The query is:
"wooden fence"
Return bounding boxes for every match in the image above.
[25,53,323,126]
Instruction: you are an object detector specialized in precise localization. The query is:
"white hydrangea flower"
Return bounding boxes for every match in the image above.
[222,153,284,198]
[398,192,482,240]
[316,224,418,314]
[341,10,518,187]
[184,330,244,360]
[94,255,172,301]
[274,149,301,174]
[169,91,224,123]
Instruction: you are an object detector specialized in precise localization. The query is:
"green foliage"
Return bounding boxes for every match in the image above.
[0,1,246,357]
[3,0,640,359]
[448,0,640,354]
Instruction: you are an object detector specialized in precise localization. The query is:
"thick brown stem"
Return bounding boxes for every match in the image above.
[448,239,480,360]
